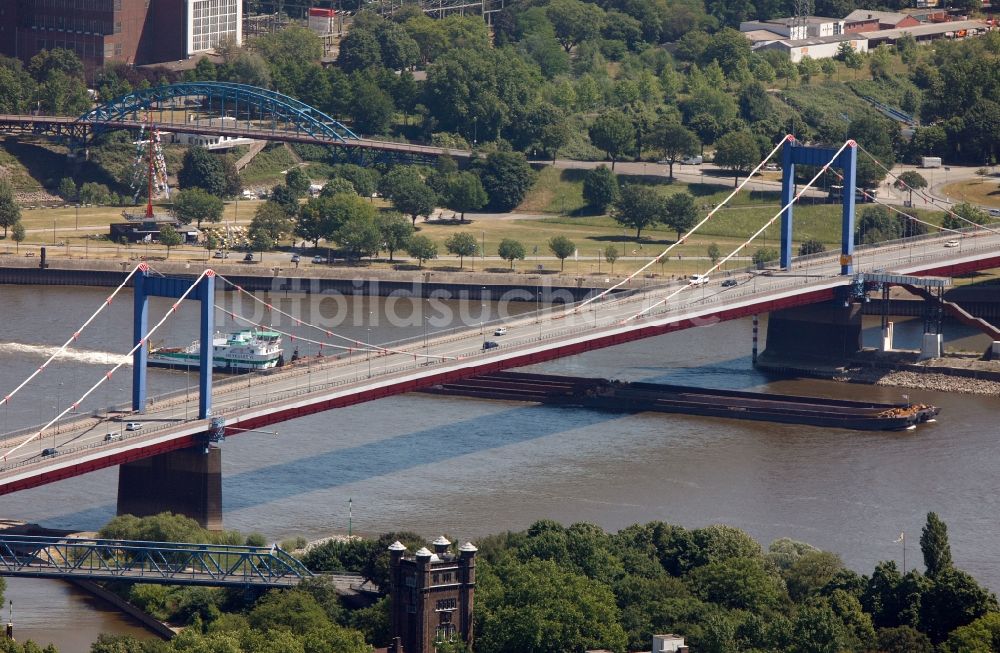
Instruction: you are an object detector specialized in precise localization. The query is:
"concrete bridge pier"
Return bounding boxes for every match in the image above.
[117,445,222,530]
[759,301,862,365]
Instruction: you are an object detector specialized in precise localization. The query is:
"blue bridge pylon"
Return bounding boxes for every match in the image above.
[780,138,858,275]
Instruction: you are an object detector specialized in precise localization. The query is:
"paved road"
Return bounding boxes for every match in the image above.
[1,225,997,487]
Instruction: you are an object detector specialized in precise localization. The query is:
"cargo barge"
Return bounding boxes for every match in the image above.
[422,371,939,431]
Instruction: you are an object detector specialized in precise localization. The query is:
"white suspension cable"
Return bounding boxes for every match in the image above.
[216,305,455,361]
[827,168,964,236]
[568,134,797,314]
[3,269,211,462]
[855,143,1000,235]
[625,140,853,322]
[0,263,145,409]
[210,272,455,360]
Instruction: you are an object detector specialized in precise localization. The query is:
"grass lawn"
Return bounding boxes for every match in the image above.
[941,178,1000,208]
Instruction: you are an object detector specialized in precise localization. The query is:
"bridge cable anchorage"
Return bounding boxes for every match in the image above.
[0,263,144,411]
[209,272,456,361]
[826,167,965,236]
[2,270,212,462]
[625,139,855,323]
[568,134,795,317]
[855,143,1000,235]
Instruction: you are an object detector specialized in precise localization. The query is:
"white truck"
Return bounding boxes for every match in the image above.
[921,156,942,168]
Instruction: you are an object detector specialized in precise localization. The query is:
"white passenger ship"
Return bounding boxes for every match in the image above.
[147,330,283,372]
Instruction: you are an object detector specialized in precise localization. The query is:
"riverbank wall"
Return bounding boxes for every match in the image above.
[68,579,176,639]
[0,256,641,302]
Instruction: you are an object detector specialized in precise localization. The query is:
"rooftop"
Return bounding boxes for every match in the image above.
[844,9,911,23]
[858,18,989,39]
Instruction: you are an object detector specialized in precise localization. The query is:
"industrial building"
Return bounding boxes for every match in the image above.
[0,0,241,74]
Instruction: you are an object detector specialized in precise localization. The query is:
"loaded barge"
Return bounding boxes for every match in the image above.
[423,371,939,431]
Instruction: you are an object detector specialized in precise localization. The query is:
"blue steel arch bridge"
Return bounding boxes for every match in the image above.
[0,81,468,164]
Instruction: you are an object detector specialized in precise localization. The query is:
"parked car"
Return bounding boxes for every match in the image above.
[290,254,301,263]
[493,327,508,336]
[243,252,255,262]
[763,163,779,171]
[212,251,229,259]
[312,255,325,264]
[681,155,703,165]
[722,279,738,287]
[41,447,58,457]
[944,240,960,248]
[689,274,710,286]
[482,341,499,350]
[125,422,143,431]
[988,208,1000,218]
[104,432,121,442]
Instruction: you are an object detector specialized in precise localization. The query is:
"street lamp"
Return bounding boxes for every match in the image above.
[537,290,543,339]
[366,326,372,378]
[481,286,486,343]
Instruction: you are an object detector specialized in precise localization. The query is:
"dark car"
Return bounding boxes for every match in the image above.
[722,279,738,287]
[482,341,499,350]
[244,252,255,262]
[41,447,58,457]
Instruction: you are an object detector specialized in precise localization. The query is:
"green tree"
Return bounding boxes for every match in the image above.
[297,196,334,248]
[548,235,576,271]
[248,227,274,254]
[383,172,437,226]
[582,166,618,212]
[707,242,720,264]
[250,201,295,243]
[652,120,700,180]
[321,178,356,197]
[546,0,604,52]
[662,192,697,241]
[57,177,77,202]
[785,551,844,603]
[941,612,1000,653]
[479,152,534,212]
[612,184,661,238]
[879,625,934,653]
[335,213,382,260]
[172,188,224,228]
[498,238,526,269]
[894,171,927,207]
[177,147,227,197]
[445,232,479,268]
[406,235,438,267]
[799,238,826,255]
[444,172,488,222]
[330,164,380,199]
[11,221,25,253]
[338,29,383,73]
[589,110,635,170]
[285,168,311,196]
[0,180,21,237]
[158,225,183,259]
[752,247,779,267]
[920,512,953,578]
[78,182,112,206]
[920,567,998,643]
[604,245,619,274]
[714,130,761,187]
[375,212,414,262]
[350,77,396,135]
[476,557,627,653]
[943,202,989,230]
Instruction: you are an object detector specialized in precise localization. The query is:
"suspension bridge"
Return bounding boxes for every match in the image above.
[1,135,998,527]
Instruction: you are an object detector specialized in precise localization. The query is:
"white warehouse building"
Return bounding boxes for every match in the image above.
[756,34,869,62]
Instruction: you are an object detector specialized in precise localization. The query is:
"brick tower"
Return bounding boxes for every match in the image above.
[387,536,477,653]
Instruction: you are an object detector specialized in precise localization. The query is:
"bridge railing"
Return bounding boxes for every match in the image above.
[0,534,312,587]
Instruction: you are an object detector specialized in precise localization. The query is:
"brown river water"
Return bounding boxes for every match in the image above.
[0,284,997,650]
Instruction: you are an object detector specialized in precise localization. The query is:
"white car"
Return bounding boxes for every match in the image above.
[493,327,508,336]
[689,274,710,286]
[944,240,960,248]
[312,255,326,264]
[125,422,143,431]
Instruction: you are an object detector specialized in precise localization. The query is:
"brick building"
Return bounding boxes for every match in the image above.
[0,0,240,75]
[387,537,477,653]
